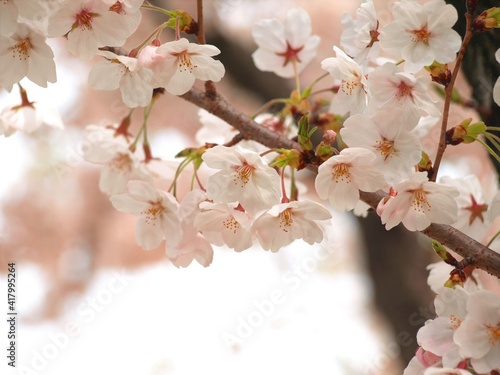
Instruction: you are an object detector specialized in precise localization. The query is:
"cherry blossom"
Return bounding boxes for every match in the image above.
[165,223,214,268]
[439,175,490,241]
[47,0,136,60]
[0,23,56,91]
[380,172,459,231]
[154,38,225,95]
[315,147,387,211]
[366,62,441,124]
[82,126,151,195]
[0,100,63,135]
[251,8,320,78]
[321,46,368,115]
[426,262,481,294]
[202,145,281,214]
[252,200,332,252]
[194,202,253,252]
[340,0,380,64]
[379,0,461,73]
[110,180,181,250]
[340,112,422,184]
[417,286,468,368]
[88,50,154,108]
[423,369,472,375]
[454,290,500,373]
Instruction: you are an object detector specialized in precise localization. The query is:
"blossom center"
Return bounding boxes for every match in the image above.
[275,42,304,67]
[109,152,133,173]
[464,194,488,225]
[449,314,461,331]
[486,323,500,345]
[74,9,98,31]
[374,138,396,161]
[410,26,431,44]
[143,201,163,225]
[396,81,414,101]
[409,188,431,213]
[332,163,352,183]
[12,38,32,60]
[279,208,294,232]
[223,216,240,234]
[109,1,125,14]
[341,74,362,96]
[177,51,197,73]
[233,162,255,188]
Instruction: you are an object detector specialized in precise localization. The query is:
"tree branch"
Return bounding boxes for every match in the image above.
[181,87,500,278]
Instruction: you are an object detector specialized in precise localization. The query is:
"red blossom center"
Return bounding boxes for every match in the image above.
[396,81,414,101]
[464,194,488,225]
[275,42,304,67]
[109,1,125,14]
[410,26,431,44]
[74,8,99,31]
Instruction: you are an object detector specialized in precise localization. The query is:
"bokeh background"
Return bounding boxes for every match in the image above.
[0,1,499,374]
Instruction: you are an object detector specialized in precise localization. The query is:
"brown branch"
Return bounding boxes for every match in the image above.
[181,86,500,278]
[430,12,475,182]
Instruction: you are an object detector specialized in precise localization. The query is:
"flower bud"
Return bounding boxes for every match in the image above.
[424,62,451,86]
[445,118,486,145]
[166,10,199,34]
[322,130,337,145]
[473,7,500,32]
[415,347,441,367]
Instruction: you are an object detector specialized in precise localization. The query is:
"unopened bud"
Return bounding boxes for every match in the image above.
[415,347,441,367]
[445,118,485,145]
[322,130,337,145]
[425,62,451,86]
[444,269,465,288]
[270,149,305,169]
[473,7,500,32]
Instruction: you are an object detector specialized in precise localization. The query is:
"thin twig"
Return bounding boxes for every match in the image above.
[430,12,474,182]
[196,0,217,97]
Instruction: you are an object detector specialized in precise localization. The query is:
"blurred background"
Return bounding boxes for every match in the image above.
[0,0,499,374]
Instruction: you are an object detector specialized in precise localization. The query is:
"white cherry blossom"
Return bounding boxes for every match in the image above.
[89,50,154,108]
[0,23,56,91]
[315,147,387,212]
[0,0,18,36]
[381,172,459,231]
[202,145,281,214]
[439,175,490,241]
[340,0,380,64]
[110,180,181,250]
[366,62,440,123]
[0,100,63,135]
[417,286,469,368]
[47,0,135,60]
[340,112,422,184]
[251,8,320,78]
[454,290,500,373]
[379,0,461,73]
[423,369,472,375]
[426,262,481,294]
[165,223,214,268]
[252,200,332,252]
[194,202,253,252]
[321,46,368,115]
[155,38,225,95]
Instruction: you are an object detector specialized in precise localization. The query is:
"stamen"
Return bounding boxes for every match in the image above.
[142,202,163,225]
[409,26,431,44]
[232,162,255,188]
[486,323,500,345]
[223,216,240,234]
[374,138,396,161]
[278,208,294,232]
[332,163,352,184]
[409,188,431,213]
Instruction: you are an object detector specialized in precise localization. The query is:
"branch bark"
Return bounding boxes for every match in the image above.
[181,86,500,278]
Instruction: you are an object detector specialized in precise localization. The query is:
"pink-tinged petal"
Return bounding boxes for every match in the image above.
[470,345,500,374]
[88,60,123,90]
[126,180,160,202]
[402,207,431,231]
[251,19,286,51]
[187,43,221,57]
[284,8,312,48]
[110,194,150,215]
[120,70,153,108]
[0,1,18,36]
[135,217,164,250]
[381,192,412,230]
[165,69,196,95]
[156,38,190,55]
[454,319,491,359]
[291,200,332,221]
[328,179,360,211]
[66,28,100,60]
[252,48,294,78]
[99,166,128,195]
[191,55,225,82]
[202,145,243,169]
